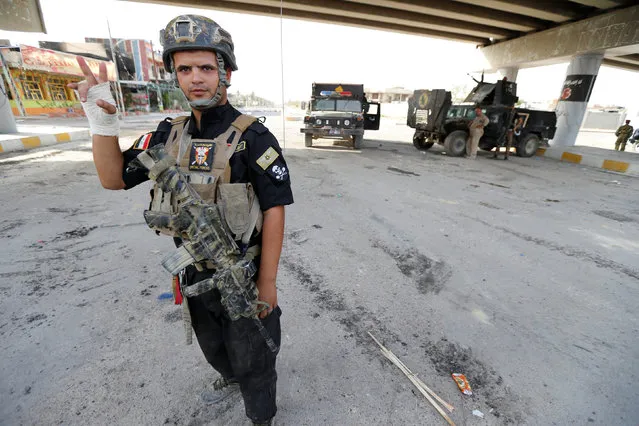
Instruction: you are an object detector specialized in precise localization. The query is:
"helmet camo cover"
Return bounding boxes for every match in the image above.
[160,15,238,72]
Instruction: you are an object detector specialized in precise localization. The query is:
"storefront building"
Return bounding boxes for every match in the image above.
[0,44,116,116]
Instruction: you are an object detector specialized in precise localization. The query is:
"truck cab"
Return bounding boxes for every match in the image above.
[301,83,381,149]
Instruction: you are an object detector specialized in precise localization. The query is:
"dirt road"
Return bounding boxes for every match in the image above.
[1,116,637,425]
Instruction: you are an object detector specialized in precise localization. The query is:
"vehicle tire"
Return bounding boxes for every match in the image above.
[305,133,313,147]
[413,134,434,150]
[443,130,468,157]
[353,134,363,149]
[516,133,540,157]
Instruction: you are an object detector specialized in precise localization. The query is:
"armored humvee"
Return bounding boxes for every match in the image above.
[407,80,557,157]
[301,83,381,149]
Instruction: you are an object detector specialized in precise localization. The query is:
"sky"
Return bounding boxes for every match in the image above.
[1,0,637,114]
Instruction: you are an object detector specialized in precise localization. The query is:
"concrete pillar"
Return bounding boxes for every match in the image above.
[498,67,519,82]
[551,53,603,146]
[0,88,17,134]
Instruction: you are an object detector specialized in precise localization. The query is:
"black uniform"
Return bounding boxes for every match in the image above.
[121,103,293,423]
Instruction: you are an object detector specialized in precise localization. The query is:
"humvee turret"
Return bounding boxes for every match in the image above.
[407,79,556,157]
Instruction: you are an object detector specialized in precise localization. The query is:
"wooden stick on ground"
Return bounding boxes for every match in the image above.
[393,356,455,413]
[368,332,456,426]
[368,332,454,412]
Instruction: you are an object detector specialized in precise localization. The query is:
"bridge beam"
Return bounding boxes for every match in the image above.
[140,0,490,44]
[479,5,639,70]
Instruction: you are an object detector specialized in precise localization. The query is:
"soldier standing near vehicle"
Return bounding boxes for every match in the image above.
[494,109,523,160]
[69,15,293,426]
[466,106,489,159]
[615,119,633,151]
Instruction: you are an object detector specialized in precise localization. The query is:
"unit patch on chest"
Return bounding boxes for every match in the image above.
[189,142,215,171]
[235,140,247,152]
[256,147,279,170]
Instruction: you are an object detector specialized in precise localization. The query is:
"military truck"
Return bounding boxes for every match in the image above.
[407,79,557,157]
[301,83,381,149]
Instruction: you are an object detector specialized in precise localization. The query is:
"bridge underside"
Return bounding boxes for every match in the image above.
[134,0,639,70]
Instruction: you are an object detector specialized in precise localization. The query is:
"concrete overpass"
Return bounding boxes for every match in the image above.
[138,0,639,71]
[129,0,639,146]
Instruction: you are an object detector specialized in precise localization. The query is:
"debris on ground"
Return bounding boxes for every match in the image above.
[472,409,485,418]
[452,373,473,396]
[369,331,455,425]
[157,292,173,301]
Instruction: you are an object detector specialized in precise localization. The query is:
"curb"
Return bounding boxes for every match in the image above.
[0,130,90,154]
[536,147,639,176]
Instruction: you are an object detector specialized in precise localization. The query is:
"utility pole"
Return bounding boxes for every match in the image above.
[106,19,127,117]
[150,40,163,112]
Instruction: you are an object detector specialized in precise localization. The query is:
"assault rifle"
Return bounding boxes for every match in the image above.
[131,144,278,352]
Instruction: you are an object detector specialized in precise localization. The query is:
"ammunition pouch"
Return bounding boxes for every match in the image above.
[147,114,262,243]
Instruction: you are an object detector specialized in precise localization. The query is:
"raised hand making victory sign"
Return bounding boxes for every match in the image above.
[67,56,118,135]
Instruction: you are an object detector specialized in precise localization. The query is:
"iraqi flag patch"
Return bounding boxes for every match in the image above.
[132,133,152,150]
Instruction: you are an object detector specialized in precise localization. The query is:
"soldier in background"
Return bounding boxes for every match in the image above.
[466,106,489,159]
[615,120,633,151]
[494,109,523,160]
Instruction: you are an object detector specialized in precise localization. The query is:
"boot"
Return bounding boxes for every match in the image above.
[201,377,240,405]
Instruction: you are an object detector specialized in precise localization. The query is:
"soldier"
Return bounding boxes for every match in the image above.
[69,15,293,426]
[615,119,633,151]
[494,109,523,160]
[466,106,489,159]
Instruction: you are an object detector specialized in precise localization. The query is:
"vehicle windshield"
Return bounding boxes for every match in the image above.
[312,99,362,112]
[447,107,483,119]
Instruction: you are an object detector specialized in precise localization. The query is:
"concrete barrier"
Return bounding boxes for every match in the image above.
[536,146,639,176]
[0,129,90,154]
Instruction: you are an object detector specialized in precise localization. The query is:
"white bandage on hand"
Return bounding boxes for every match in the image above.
[81,82,120,136]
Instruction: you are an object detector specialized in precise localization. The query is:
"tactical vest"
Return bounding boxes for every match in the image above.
[149,114,263,263]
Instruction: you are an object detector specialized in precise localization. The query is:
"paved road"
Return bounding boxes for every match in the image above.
[1,115,638,425]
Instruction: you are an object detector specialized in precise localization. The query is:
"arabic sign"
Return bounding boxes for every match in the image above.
[558,74,596,102]
[18,44,116,80]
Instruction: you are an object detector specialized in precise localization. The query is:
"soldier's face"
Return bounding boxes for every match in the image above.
[173,50,232,103]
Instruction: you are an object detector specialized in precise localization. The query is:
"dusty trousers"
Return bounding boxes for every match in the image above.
[466,129,483,159]
[185,266,281,423]
[615,136,628,151]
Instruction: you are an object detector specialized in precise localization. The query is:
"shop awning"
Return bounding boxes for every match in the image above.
[13,44,117,81]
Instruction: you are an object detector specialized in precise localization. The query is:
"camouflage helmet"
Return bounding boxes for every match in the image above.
[160,15,238,72]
